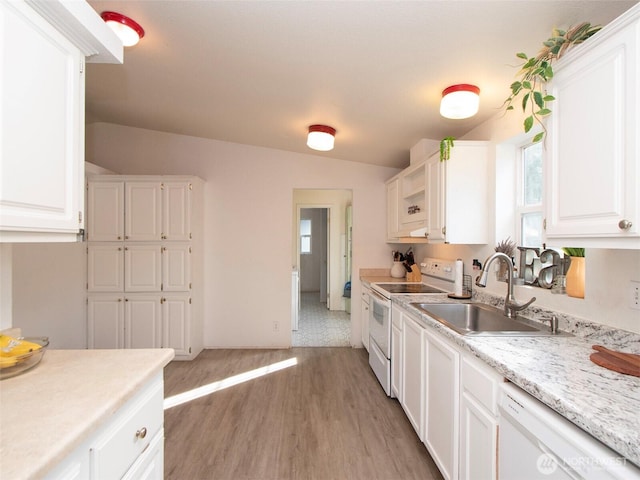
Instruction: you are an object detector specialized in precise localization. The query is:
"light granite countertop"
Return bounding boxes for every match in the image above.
[0,348,175,479]
[383,290,640,468]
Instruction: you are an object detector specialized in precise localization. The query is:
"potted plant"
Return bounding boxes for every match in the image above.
[503,23,601,143]
[440,136,455,162]
[563,247,585,298]
[495,237,517,281]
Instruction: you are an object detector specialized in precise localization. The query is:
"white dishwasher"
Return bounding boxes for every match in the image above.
[499,382,640,480]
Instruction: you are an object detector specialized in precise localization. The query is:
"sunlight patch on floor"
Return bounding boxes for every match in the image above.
[164,357,299,410]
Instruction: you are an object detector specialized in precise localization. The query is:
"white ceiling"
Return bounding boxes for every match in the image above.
[86,0,637,169]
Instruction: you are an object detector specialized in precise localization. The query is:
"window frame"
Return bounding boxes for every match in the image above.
[300,218,312,255]
[515,141,544,247]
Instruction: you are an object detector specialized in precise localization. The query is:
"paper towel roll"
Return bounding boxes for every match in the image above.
[454,259,463,296]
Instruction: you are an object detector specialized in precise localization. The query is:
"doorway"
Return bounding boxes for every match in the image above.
[292,190,352,347]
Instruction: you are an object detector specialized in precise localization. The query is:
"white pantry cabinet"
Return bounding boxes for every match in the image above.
[385,141,489,243]
[545,4,640,248]
[87,175,203,360]
[425,141,489,244]
[0,0,121,242]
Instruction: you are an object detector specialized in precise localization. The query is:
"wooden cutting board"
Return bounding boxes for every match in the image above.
[590,345,640,377]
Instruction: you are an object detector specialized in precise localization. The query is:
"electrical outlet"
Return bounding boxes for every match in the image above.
[273,321,280,332]
[630,281,640,311]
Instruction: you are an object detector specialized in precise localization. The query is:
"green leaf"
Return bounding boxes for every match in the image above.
[550,45,561,55]
[543,95,555,102]
[522,81,532,90]
[506,105,514,111]
[532,132,545,143]
[522,92,530,111]
[536,108,552,116]
[516,52,528,60]
[524,116,534,133]
[510,81,522,94]
[533,91,544,108]
[545,66,554,79]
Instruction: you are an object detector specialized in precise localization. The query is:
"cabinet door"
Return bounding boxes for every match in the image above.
[125,182,162,241]
[162,295,191,356]
[401,314,424,440]
[87,181,124,241]
[460,393,498,480]
[162,182,191,241]
[424,331,460,480]
[88,245,124,292]
[546,16,639,241]
[88,296,124,349]
[0,1,83,239]
[360,287,370,352]
[386,179,400,240]
[124,296,162,348]
[425,153,445,241]
[162,244,191,292]
[391,322,402,400]
[124,245,162,292]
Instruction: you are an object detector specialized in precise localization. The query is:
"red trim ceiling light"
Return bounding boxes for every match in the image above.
[307,125,336,151]
[440,84,480,119]
[101,11,145,47]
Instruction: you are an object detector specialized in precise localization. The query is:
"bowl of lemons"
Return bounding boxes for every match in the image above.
[0,334,49,380]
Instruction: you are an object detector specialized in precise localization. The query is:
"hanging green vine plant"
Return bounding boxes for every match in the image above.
[440,136,455,162]
[503,22,602,143]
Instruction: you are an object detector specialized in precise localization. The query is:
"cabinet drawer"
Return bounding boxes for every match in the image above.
[91,375,163,479]
[461,355,502,415]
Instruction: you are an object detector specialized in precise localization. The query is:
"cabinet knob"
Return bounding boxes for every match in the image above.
[117,236,122,240]
[135,427,147,439]
[618,219,633,230]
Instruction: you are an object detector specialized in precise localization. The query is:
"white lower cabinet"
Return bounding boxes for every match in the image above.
[393,303,502,480]
[459,354,501,480]
[400,313,425,440]
[391,304,403,400]
[361,285,371,351]
[424,331,460,480]
[45,374,164,480]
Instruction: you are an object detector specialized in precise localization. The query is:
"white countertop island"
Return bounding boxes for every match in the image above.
[0,348,174,479]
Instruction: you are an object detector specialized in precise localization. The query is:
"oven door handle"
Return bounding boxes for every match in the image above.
[370,289,390,304]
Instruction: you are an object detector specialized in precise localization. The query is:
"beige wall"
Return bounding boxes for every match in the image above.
[85,122,400,347]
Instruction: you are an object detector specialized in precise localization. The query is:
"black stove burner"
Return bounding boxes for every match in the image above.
[375,283,446,294]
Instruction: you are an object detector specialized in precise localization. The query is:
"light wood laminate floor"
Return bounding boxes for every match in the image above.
[164,348,443,480]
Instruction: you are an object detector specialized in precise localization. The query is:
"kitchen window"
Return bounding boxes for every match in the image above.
[300,219,312,254]
[517,142,543,247]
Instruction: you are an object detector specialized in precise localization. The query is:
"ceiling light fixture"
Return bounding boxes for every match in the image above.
[307,125,336,151]
[101,11,145,47]
[440,84,480,119]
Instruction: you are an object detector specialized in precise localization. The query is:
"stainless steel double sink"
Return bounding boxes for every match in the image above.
[410,302,568,336]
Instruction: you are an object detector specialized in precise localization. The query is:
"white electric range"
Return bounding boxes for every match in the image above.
[368,257,463,396]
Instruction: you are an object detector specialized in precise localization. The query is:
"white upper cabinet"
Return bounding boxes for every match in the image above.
[398,161,427,236]
[545,4,640,248]
[0,0,122,242]
[426,141,490,244]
